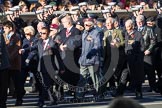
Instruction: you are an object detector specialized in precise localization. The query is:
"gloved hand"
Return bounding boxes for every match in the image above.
[86,52,93,59]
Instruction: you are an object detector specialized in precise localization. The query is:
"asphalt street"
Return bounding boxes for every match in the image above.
[7,85,162,108]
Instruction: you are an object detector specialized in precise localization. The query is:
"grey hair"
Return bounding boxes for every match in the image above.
[136,15,145,22]
[106,17,115,24]
[125,19,135,27]
[61,15,73,25]
[37,21,46,28]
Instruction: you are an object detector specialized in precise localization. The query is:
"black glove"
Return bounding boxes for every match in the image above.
[86,52,93,59]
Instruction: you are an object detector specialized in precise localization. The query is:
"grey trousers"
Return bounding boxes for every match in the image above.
[78,65,100,93]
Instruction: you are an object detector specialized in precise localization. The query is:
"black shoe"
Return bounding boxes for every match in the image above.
[47,101,57,106]
[0,104,7,108]
[15,100,23,106]
[111,91,118,97]
[153,88,160,93]
[65,90,73,96]
[111,84,125,97]
[147,88,160,93]
[111,90,124,97]
[135,91,143,99]
[146,88,153,92]
[8,92,16,98]
[12,93,17,98]
[37,101,44,108]
[22,90,26,96]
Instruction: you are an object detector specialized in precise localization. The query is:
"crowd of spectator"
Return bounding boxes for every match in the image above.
[0,0,161,13]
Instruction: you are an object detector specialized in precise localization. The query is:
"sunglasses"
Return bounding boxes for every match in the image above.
[84,24,92,27]
[25,33,31,36]
[40,32,47,35]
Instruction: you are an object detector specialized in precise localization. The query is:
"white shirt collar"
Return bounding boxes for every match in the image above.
[43,38,49,50]
[6,32,14,40]
[67,25,73,32]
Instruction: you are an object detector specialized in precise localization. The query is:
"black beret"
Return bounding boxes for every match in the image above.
[88,13,98,19]
[96,18,106,23]
[76,19,84,27]
[146,16,156,22]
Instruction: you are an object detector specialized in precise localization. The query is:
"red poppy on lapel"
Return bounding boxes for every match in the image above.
[47,44,50,49]
[66,31,71,37]
[30,42,33,46]
[130,33,135,38]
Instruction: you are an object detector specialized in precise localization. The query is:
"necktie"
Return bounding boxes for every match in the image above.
[108,31,112,36]
[138,27,143,32]
[42,41,46,49]
[66,29,70,37]
[7,34,11,40]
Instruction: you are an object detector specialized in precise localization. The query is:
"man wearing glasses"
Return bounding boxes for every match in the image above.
[20,26,43,106]
[19,27,64,107]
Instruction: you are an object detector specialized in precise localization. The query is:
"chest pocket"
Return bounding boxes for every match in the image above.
[43,42,54,56]
[43,49,53,56]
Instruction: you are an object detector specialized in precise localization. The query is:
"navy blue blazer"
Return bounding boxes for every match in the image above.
[24,37,64,73]
[22,36,38,69]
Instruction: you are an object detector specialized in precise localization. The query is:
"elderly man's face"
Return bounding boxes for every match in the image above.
[106,20,113,30]
[61,18,69,28]
[40,29,49,40]
[136,19,144,28]
[84,21,93,31]
[37,22,45,33]
[125,22,133,33]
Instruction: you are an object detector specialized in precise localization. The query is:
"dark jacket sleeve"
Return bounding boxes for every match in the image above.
[53,44,65,71]
[26,39,38,60]
[24,43,38,52]
[9,35,21,60]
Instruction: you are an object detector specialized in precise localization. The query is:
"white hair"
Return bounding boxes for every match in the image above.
[125,19,135,28]
[106,17,115,24]
[24,26,35,36]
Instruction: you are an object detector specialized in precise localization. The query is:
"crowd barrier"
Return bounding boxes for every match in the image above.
[0,9,158,23]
